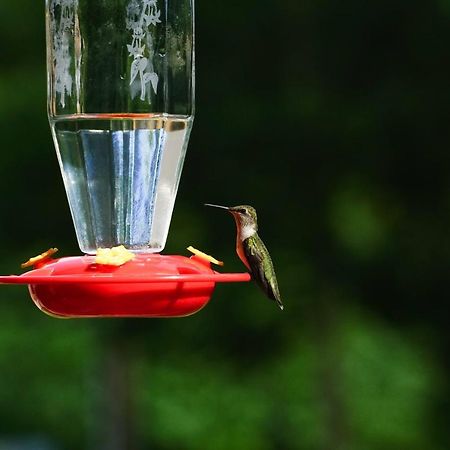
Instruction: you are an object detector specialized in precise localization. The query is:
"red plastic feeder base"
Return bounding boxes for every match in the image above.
[0,254,250,318]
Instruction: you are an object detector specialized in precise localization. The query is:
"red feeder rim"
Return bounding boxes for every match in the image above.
[0,254,251,318]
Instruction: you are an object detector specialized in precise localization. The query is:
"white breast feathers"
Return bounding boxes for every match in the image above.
[240,223,257,241]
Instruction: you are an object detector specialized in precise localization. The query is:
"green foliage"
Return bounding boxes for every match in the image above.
[329,182,393,259]
[339,313,439,450]
[0,293,97,448]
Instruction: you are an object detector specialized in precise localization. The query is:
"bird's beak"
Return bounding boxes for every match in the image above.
[204,203,230,210]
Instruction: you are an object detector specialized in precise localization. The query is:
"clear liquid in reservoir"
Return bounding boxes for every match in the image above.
[51,114,192,254]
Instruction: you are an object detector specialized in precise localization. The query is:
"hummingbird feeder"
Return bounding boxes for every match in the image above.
[0,0,250,318]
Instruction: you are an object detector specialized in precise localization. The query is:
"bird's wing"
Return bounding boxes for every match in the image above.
[243,234,283,308]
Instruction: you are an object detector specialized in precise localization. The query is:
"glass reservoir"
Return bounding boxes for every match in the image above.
[46,0,194,254]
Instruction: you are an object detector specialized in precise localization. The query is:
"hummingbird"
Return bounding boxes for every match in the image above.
[205,204,283,310]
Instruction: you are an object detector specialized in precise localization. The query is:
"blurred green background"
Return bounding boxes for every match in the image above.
[1,0,449,449]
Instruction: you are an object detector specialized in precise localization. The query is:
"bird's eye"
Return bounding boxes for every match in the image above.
[239,208,247,214]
